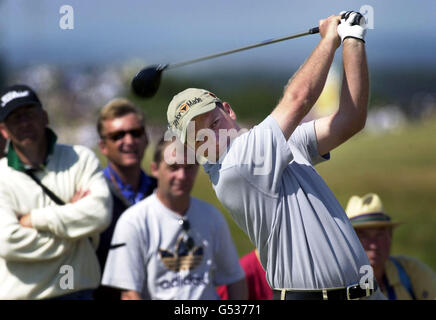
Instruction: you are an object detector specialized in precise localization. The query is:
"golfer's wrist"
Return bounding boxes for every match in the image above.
[342,37,366,50]
[320,36,340,51]
[343,36,365,45]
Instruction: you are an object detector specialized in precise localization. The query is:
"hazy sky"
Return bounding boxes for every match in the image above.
[1,0,435,71]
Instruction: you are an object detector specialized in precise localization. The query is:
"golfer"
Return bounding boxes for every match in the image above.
[166,12,386,300]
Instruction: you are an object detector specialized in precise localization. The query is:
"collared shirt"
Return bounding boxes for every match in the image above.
[6,128,57,171]
[96,164,157,280]
[103,164,155,206]
[382,255,436,300]
[203,115,370,290]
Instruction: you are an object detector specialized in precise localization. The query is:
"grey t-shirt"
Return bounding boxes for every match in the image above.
[203,115,370,290]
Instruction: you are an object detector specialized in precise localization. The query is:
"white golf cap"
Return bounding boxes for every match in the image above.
[167,88,221,144]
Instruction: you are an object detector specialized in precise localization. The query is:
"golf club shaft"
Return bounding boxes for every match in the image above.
[166,27,319,70]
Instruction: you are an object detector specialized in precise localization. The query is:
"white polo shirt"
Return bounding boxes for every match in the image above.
[203,115,371,290]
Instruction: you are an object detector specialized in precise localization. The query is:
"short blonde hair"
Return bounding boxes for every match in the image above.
[97,98,146,138]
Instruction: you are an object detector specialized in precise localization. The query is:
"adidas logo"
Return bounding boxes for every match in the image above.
[158,236,203,272]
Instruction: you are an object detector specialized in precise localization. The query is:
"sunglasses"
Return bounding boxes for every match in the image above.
[103,127,145,141]
[179,219,195,251]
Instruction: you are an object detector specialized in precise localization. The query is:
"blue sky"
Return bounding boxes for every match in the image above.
[1,0,435,71]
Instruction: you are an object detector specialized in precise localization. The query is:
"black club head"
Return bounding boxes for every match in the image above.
[131,64,167,98]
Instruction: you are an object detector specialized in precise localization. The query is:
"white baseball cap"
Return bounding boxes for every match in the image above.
[167,88,221,144]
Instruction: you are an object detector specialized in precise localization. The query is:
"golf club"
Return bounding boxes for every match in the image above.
[132,26,320,98]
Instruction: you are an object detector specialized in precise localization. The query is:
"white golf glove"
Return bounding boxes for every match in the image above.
[337,11,367,43]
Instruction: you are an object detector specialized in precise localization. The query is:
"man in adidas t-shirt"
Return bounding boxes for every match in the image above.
[102,137,247,299]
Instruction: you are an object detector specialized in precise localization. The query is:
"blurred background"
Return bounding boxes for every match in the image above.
[1,1,435,268]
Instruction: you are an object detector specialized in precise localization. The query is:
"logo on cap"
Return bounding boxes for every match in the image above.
[185,97,202,108]
[1,90,30,107]
[179,104,189,114]
[172,97,203,129]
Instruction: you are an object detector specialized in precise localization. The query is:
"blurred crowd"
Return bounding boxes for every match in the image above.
[6,63,436,149]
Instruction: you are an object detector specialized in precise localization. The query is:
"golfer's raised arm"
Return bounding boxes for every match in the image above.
[315,11,369,154]
[315,39,368,156]
[271,15,340,141]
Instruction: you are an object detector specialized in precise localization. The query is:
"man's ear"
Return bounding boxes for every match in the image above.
[98,139,108,156]
[150,161,159,178]
[387,227,393,239]
[0,123,9,140]
[222,102,237,121]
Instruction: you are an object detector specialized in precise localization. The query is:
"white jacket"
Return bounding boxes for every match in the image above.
[0,142,112,299]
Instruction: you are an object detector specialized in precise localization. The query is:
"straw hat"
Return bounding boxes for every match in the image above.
[345,193,402,229]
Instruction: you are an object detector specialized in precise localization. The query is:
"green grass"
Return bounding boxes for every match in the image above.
[315,117,436,270]
[104,115,436,270]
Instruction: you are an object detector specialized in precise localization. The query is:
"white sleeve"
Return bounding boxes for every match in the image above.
[30,146,113,239]
[102,213,147,293]
[289,120,330,166]
[211,209,245,286]
[223,115,293,195]
[0,191,73,262]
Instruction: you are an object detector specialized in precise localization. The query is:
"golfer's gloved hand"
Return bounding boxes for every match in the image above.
[337,11,366,43]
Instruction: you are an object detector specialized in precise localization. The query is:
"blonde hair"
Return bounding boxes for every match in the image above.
[97,98,146,138]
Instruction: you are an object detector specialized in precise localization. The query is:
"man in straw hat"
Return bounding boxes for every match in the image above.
[346,193,436,300]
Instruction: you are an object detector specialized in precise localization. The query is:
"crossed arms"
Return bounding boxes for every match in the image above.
[0,147,112,262]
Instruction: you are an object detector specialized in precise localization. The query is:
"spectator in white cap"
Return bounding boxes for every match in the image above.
[346,193,436,300]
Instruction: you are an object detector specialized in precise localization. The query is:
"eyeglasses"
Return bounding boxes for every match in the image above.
[102,127,145,141]
[179,219,195,251]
